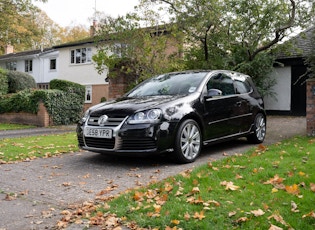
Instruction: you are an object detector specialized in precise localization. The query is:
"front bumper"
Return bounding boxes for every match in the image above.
[77,121,176,155]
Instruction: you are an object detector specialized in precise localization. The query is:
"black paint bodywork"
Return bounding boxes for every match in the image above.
[77,70,266,156]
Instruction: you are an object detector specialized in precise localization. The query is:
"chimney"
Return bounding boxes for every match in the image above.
[5,44,14,54]
[90,19,98,37]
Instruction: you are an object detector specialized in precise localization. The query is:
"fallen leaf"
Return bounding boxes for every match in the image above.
[192,187,200,194]
[4,193,17,201]
[184,212,190,220]
[220,181,240,191]
[236,217,248,223]
[193,211,205,220]
[251,209,265,217]
[285,184,300,195]
[263,175,284,185]
[268,213,288,227]
[291,201,299,213]
[310,183,315,192]
[302,211,315,218]
[235,174,243,179]
[269,224,283,230]
[229,211,237,217]
[171,219,180,225]
[62,182,71,187]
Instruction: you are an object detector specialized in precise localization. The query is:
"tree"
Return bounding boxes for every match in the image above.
[140,0,315,95]
[92,13,184,86]
[0,0,48,54]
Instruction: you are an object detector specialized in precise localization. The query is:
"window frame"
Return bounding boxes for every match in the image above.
[25,59,33,72]
[6,61,17,71]
[70,47,92,64]
[50,58,57,71]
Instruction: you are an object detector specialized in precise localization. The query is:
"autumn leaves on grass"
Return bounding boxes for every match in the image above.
[104,138,315,230]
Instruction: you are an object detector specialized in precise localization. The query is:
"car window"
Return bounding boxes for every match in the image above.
[127,72,207,97]
[207,73,235,96]
[234,79,252,94]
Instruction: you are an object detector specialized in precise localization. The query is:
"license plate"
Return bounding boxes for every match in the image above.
[84,127,112,138]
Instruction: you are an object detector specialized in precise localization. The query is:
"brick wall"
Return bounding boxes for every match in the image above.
[0,102,51,127]
[306,79,315,136]
[108,75,129,100]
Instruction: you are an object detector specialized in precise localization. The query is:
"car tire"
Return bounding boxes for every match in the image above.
[247,113,266,144]
[174,119,202,163]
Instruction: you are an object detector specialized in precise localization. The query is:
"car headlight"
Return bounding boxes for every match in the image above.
[81,110,90,123]
[127,109,162,124]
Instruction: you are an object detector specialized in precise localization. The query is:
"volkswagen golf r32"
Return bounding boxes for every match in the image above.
[77,70,266,163]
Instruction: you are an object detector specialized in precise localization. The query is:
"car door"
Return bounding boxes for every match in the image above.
[233,76,253,133]
[203,73,243,140]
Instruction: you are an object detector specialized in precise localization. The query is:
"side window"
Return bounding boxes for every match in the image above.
[234,79,252,94]
[207,73,235,96]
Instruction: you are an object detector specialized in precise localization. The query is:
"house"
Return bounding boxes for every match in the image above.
[0,24,179,110]
[0,45,58,89]
[264,27,314,116]
[0,41,109,110]
[53,37,109,109]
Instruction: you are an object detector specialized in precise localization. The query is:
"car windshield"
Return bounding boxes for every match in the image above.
[127,72,207,97]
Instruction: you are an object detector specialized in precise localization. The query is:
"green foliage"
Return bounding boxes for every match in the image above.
[0,68,8,95]
[0,79,85,125]
[50,79,85,96]
[41,89,84,125]
[233,53,277,97]
[7,70,36,93]
[93,14,184,85]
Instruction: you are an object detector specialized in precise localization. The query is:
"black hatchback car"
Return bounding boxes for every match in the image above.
[77,70,266,163]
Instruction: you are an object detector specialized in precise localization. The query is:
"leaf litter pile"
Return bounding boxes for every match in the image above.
[57,136,315,229]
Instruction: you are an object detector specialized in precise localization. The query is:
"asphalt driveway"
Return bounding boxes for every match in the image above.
[0,116,306,230]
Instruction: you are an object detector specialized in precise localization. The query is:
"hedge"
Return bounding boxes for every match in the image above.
[0,68,8,95]
[0,79,85,125]
[7,70,36,93]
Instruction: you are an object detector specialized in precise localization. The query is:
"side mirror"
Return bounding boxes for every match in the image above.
[207,89,222,97]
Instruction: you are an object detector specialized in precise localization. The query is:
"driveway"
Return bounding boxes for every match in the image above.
[0,116,306,230]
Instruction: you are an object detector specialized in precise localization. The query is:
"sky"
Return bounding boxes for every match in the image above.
[32,0,139,28]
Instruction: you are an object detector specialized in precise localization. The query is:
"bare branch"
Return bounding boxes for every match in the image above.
[250,0,296,60]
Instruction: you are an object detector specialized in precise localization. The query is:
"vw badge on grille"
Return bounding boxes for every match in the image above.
[98,115,109,126]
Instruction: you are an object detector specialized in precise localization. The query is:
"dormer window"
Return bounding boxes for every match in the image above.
[70,48,92,64]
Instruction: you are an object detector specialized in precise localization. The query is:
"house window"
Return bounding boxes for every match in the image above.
[37,83,49,89]
[113,43,128,58]
[25,59,33,72]
[85,85,92,103]
[50,59,56,70]
[70,47,92,64]
[6,61,16,70]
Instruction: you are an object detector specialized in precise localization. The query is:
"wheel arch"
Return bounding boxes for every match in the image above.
[176,112,204,140]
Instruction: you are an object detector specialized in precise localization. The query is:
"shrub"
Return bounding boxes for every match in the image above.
[7,70,36,93]
[50,79,85,96]
[0,79,85,125]
[0,68,8,95]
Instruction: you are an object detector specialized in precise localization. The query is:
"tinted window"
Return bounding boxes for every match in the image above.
[127,72,206,97]
[207,74,235,96]
[234,79,252,94]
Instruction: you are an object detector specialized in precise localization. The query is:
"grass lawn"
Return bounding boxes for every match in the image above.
[90,136,315,230]
[0,132,79,163]
[0,123,35,131]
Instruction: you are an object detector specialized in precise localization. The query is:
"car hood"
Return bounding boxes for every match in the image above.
[89,95,186,117]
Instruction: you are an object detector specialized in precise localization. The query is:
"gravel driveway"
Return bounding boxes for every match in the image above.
[0,116,306,230]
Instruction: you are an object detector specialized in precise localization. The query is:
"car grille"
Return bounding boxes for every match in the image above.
[82,115,157,151]
[84,137,115,149]
[119,137,157,150]
[87,116,125,127]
